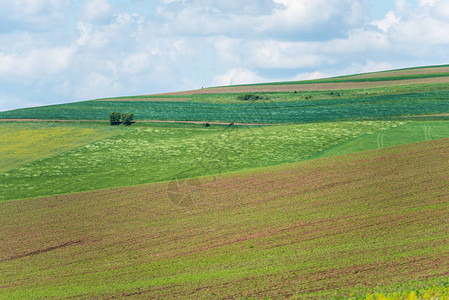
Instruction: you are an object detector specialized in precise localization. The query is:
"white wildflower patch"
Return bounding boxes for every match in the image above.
[0,121,405,201]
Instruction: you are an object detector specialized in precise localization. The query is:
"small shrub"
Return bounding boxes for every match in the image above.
[122,112,134,125]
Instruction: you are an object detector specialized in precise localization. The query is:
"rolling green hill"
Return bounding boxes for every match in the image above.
[1,65,449,299]
[1,90,449,123]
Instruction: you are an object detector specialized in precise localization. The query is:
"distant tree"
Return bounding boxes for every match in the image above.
[109,112,121,125]
[122,112,134,125]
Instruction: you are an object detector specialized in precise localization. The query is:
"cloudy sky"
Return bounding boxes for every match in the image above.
[1,0,449,111]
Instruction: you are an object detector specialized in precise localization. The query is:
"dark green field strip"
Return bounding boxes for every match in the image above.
[1,138,448,298]
[1,91,449,124]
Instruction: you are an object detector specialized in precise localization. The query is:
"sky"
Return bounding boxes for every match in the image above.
[1,0,449,111]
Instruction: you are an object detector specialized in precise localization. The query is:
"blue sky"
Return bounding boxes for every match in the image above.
[1,0,449,111]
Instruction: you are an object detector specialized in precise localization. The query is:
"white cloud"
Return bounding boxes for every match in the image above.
[74,72,123,99]
[82,0,113,23]
[0,47,74,78]
[428,0,449,19]
[419,0,436,5]
[159,0,371,40]
[122,53,152,74]
[213,37,333,70]
[266,0,369,29]
[292,71,330,81]
[0,0,71,29]
[213,68,266,86]
[372,11,400,32]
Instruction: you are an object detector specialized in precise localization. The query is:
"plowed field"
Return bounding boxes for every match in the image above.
[1,138,448,298]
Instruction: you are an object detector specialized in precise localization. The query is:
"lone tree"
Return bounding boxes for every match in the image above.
[122,112,134,125]
[109,112,121,125]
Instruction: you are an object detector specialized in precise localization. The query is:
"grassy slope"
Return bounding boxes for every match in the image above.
[1,138,448,299]
[312,120,449,160]
[2,120,449,202]
[0,121,402,201]
[0,122,121,172]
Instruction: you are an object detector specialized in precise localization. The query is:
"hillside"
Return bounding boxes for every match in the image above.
[1,138,449,298]
[1,65,449,123]
[1,65,449,299]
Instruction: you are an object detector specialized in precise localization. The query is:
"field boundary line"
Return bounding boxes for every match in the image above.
[0,119,285,126]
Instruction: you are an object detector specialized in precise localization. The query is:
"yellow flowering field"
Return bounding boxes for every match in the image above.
[0,122,119,172]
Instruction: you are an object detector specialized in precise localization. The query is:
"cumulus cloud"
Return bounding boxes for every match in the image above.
[158,0,371,40]
[372,11,400,32]
[74,72,123,99]
[0,0,71,30]
[213,68,267,86]
[81,0,113,23]
[212,37,332,70]
[0,47,74,78]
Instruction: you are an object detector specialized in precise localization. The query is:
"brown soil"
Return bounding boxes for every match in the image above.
[348,66,449,79]
[2,240,82,262]
[406,113,449,118]
[0,119,108,122]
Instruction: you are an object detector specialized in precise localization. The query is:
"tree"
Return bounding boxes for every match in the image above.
[109,112,121,125]
[122,112,134,125]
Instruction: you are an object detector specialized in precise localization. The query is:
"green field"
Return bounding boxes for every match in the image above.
[0,91,449,123]
[1,65,449,299]
[0,121,404,201]
[1,91,449,123]
[313,120,449,159]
